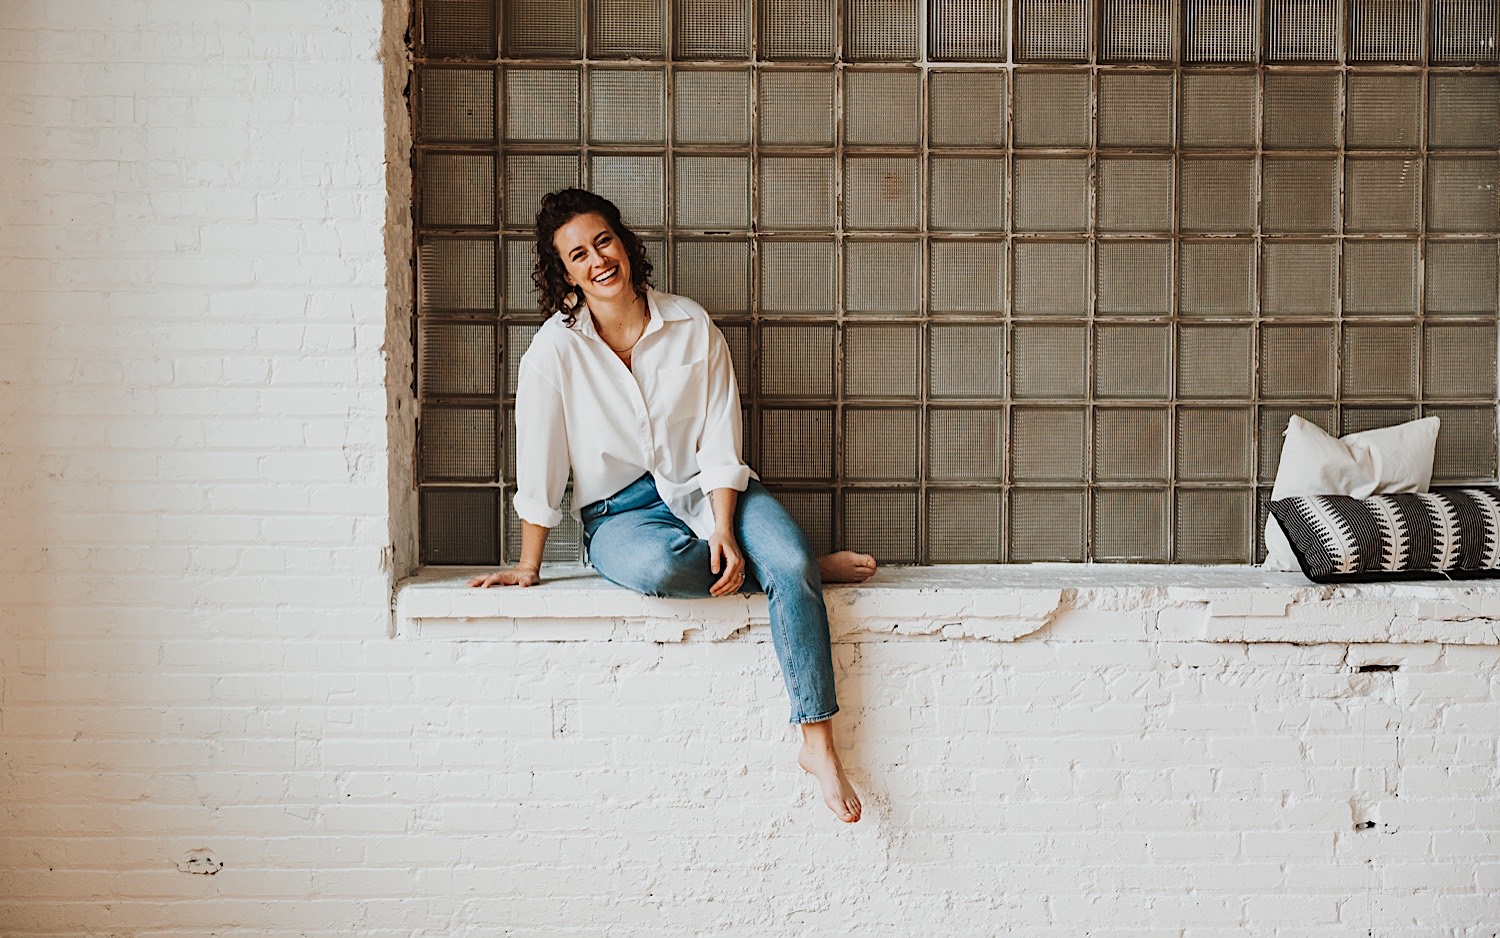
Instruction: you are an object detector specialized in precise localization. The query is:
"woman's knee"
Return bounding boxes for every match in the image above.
[590,523,713,597]
[743,535,821,594]
[756,556,821,598]
[736,490,820,586]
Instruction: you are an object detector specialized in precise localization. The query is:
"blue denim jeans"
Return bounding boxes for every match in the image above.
[579,474,838,724]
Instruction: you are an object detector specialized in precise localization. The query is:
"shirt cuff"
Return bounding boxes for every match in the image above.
[698,466,751,496]
[513,492,564,528]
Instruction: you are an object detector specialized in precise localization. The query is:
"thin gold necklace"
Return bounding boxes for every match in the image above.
[601,302,648,354]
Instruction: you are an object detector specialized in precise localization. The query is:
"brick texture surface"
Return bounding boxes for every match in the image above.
[3,0,1500,934]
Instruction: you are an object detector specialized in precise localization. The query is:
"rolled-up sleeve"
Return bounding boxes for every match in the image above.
[695,324,752,495]
[512,359,570,528]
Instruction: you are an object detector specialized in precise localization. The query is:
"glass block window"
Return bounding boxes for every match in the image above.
[412,0,1500,565]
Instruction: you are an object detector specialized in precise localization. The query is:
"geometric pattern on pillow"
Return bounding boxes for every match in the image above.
[1268,487,1500,583]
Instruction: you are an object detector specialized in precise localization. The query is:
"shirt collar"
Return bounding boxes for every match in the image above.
[574,288,687,342]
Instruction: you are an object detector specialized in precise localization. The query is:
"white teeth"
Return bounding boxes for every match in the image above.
[593,268,617,284]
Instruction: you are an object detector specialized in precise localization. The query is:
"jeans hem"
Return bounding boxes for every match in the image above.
[789,706,839,726]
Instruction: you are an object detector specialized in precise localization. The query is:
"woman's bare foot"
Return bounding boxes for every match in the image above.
[798,722,862,823]
[818,550,877,584]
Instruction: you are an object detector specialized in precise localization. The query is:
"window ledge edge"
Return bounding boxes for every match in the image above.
[395,564,1500,645]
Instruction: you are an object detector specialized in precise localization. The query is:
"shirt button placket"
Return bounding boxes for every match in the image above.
[636,399,654,463]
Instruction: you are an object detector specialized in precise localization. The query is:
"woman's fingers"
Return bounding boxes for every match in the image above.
[705,532,747,596]
[468,568,540,588]
[710,554,746,596]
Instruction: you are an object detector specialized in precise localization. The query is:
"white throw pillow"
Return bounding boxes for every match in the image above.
[1263,414,1441,570]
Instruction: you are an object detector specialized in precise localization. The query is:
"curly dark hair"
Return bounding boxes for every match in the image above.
[533,188,654,327]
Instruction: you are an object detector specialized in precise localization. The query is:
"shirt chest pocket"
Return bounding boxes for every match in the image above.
[642,359,706,428]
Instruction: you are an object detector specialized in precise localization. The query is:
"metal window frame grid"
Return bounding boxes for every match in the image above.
[409,0,1500,565]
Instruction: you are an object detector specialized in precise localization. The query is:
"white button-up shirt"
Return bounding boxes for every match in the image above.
[512,289,755,540]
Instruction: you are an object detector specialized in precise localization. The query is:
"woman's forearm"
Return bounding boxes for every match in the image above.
[709,487,739,533]
[517,520,550,570]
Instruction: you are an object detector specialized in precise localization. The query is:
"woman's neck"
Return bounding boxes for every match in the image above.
[588,289,647,331]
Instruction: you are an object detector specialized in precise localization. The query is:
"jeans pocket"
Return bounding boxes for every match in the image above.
[579,493,613,525]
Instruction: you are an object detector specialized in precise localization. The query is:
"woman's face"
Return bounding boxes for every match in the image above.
[553,211,634,309]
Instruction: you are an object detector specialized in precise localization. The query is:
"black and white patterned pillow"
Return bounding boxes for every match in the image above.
[1268,487,1500,583]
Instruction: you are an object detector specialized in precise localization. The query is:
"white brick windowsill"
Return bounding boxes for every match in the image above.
[396,565,1500,645]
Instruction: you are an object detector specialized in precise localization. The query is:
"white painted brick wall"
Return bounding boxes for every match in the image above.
[3,0,1500,934]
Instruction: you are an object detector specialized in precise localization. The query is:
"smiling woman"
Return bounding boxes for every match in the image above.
[467,188,875,822]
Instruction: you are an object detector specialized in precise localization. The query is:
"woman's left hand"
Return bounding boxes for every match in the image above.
[707,529,746,597]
